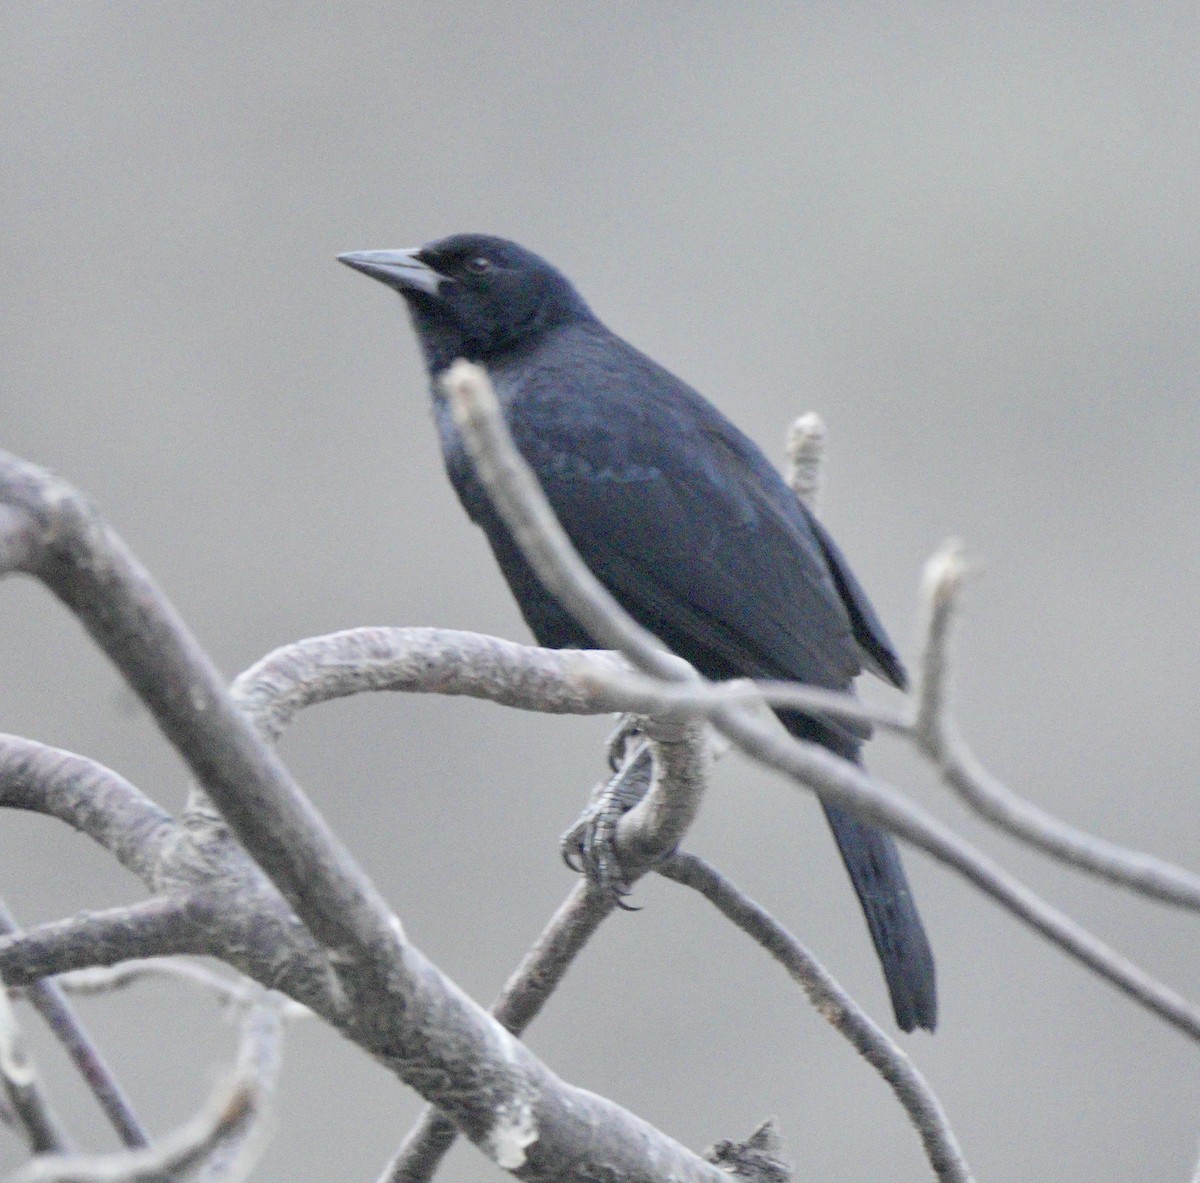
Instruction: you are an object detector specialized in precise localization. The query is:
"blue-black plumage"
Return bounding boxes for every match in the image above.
[339,234,936,1032]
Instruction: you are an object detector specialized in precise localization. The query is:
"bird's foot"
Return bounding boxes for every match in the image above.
[561,725,654,908]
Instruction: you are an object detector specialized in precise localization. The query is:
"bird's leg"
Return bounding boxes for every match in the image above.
[560,717,655,907]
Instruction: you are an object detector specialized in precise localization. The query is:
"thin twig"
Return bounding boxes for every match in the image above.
[0,973,71,1155]
[661,852,973,1183]
[913,540,1200,909]
[3,989,287,1183]
[0,902,148,1150]
[57,959,308,1020]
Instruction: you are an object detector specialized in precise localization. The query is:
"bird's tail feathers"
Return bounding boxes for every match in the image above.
[820,800,938,1033]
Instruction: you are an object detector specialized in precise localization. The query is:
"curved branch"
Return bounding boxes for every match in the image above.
[230,627,905,743]
[58,959,308,1017]
[231,627,635,742]
[660,852,972,1183]
[0,900,199,988]
[914,541,1200,910]
[5,988,287,1183]
[0,736,177,884]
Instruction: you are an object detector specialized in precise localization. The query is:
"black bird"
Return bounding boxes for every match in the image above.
[339,234,936,1032]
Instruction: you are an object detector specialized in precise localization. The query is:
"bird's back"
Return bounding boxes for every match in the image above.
[435,319,894,754]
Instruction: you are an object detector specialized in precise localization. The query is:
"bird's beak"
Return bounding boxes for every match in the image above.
[337,248,445,296]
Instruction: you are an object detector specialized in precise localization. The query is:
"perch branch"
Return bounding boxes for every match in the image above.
[229,627,905,738]
[233,633,713,1183]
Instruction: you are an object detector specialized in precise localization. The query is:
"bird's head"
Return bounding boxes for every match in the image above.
[338,234,594,375]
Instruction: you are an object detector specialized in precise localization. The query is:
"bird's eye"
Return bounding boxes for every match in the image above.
[463,256,493,275]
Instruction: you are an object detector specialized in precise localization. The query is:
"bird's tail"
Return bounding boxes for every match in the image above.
[819,798,937,1032]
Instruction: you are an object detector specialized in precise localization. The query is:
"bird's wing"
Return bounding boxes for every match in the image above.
[517,398,864,696]
[804,510,908,690]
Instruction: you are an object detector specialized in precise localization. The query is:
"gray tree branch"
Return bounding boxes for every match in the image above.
[0,448,731,1182]
[0,901,149,1151]
[0,980,70,1156]
[0,901,198,988]
[3,982,286,1183]
[660,852,971,1183]
[913,541,1200,909]
[0,738,175,883]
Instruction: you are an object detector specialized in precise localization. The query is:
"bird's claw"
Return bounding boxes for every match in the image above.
[560,738,654,908]
[605,715,645,773]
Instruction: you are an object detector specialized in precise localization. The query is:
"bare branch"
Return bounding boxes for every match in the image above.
[231,627,634,742]
[0,900,198,989]
[231,626,907,742]
[706,1119,793,1183]
[0,450,403,971]
[597,671,912,735]
[2,989,286,1183]
[233,625,715,1183]
[2,1076,253,1183]
[661,853,973,1183]
[0,737,176,884]
[385,717,712,1183]
[1,447,732,1181]
[441,360,1200,1042]
[913,541,1200,909]
[185,992,286,1183]
[381,880,617,1183]
[58,959,308,1019]
[0,902,148,1150]
[0,975,70,1155]
[785,411,826,513]
[615,717,711,869]
[706,677,1200,1040]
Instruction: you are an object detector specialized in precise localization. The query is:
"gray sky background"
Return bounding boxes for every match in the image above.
[3,5,1199,1180]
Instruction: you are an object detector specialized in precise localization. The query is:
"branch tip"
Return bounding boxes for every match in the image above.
[785,412,826,511]
[921,538,967,611]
